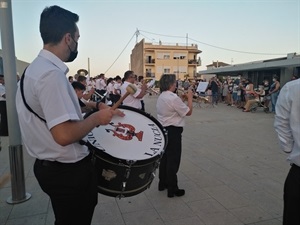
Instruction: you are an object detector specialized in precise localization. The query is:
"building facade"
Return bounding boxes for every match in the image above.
[0,49,29,76]
[130,39,202,80]
[198,53,300,87]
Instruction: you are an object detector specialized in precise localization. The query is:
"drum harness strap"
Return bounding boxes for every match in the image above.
[20,69,89,147]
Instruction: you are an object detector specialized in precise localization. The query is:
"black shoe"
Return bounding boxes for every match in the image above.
[168,189,185,198]
[158,182,166,191]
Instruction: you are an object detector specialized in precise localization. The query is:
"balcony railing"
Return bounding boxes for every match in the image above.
[145,72,155,78]
[145,59,155,64]
[188,59,201,65]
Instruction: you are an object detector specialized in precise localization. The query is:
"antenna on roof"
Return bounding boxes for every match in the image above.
[136,28,140,44]
[186,33,188,48]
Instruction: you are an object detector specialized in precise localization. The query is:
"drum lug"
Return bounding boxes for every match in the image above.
[118,181,127,199]
[151,172,156,178]
[125,168,131,179]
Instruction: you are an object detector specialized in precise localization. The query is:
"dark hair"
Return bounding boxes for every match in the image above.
[77,75,86,83]
[138,76,144,82]
[71,81,85,90]
[273,75,279,81]
[106,77,113,85]
[40,5,79,44]
[159,74,176,92]
[246,78,252,83]
[115,75,121,81]
[124,70,134,81]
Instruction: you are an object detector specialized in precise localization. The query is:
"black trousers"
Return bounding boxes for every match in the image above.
[0,101,8,136]
[34,154,97,225]
[283,164,300,225]
[140,100,145,111]
[159,126,183,192]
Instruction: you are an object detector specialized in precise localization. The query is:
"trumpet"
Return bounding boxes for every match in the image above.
[177,88,209,103]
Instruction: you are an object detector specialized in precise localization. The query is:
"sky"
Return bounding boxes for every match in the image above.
[1,0,299,78]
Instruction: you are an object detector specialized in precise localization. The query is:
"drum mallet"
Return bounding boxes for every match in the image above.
[111,84,137,110]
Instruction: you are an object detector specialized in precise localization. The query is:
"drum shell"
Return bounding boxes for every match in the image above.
[92,148,161,197]
[85,105,168,198]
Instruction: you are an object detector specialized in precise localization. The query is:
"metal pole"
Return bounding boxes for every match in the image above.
[87,57,90,79]
[0,0,31,204]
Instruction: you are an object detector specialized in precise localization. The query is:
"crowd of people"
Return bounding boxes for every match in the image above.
[178,75,288,114]
[68,70,149,114]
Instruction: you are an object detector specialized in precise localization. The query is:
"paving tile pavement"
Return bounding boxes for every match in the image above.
[0,95,288,225]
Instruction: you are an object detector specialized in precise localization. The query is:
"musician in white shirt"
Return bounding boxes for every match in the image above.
[95,73,107,102]
[15,6,124,225]
[156,74,193,198]
[120,71,147,110]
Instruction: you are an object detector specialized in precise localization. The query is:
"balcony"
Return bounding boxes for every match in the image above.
[145,59,155,64]
[188,59,200,65]
[146,72,155,78]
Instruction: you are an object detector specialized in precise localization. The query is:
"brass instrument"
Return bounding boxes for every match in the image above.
[77,69,88,76]
[92,91,107,102]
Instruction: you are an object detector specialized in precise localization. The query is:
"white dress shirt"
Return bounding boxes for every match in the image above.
[96,78,106,90]
[156,91,190,127]
[274,79,300,166]
[120,81,142,109]
[16,49,89,163]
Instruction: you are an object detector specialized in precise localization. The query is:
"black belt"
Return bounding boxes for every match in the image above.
[36,153,92,167]
[291,163,300,170]
[164,126,183,129]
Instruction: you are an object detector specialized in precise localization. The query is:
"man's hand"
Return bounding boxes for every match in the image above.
[187,89,193,99]
[96,109,114,125]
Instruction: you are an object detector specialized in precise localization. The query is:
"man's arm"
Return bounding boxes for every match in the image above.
[50,109,113,146]
[135,83,147,99]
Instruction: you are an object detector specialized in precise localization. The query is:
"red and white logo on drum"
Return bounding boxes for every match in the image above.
[105,122,143,141]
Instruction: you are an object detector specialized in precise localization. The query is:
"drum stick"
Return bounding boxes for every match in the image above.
[111,84,137,110]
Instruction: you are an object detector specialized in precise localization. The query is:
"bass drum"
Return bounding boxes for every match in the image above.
[84,105,167,198]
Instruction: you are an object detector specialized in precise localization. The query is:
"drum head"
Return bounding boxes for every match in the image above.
[87,105,166,161]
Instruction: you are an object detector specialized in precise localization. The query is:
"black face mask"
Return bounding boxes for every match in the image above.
[66,37,78,62]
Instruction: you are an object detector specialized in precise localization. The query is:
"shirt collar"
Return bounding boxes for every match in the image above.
[39,49,69,74]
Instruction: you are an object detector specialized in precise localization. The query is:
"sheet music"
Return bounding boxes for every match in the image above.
[196,82,209,93]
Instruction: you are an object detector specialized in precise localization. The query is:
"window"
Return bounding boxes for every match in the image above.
[156,66,163,74]
[164,68,170,73]
[173,66,187,74]
[157,52,170,60]
[173,53,187,60]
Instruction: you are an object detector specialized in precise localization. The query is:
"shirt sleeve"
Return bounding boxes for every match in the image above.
[37,71,79,129]
[172,95,190,117]
[274,84,294,153]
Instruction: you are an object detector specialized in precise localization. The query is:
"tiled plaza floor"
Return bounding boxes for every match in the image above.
[0,95,288,225]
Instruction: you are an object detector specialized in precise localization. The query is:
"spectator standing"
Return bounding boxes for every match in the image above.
[274,78,300,225]
[269,75,280,113]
